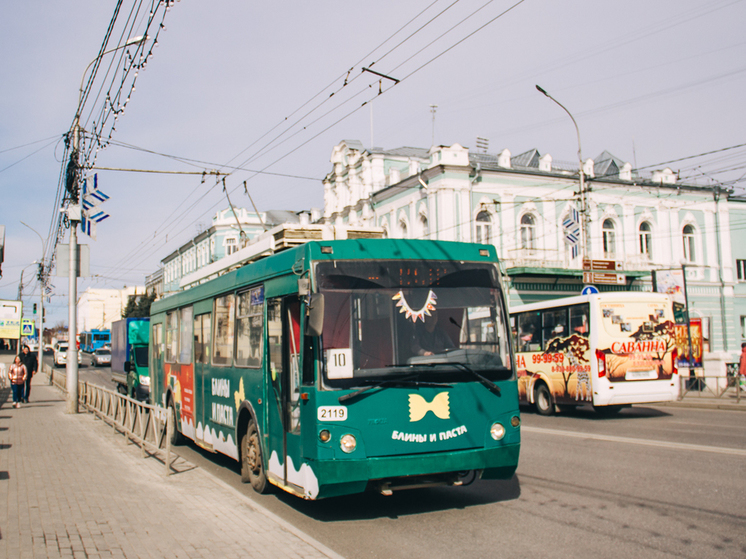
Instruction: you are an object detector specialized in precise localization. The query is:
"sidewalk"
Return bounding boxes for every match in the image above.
[0,356,344,559]
[658,385,746,412]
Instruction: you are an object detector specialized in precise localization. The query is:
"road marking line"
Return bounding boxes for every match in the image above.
[522,426,746,456]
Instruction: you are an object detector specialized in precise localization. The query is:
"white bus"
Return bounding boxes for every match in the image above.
[510,292,679,415]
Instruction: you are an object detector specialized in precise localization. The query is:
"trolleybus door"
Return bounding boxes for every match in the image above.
[193,313,212,450]
[266,296,303,490]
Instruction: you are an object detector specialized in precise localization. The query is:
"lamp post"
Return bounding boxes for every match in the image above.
[66,34,148,414]
[20,221,48,384]
[536,85,588,262]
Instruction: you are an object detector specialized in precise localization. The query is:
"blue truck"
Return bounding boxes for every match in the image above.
[110,318,150,401]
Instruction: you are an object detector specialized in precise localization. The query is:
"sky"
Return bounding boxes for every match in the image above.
[1,0,745,328]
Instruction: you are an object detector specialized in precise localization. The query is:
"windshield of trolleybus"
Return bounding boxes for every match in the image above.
[315,260,513,389]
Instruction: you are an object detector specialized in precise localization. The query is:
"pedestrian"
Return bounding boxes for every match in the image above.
[20,344,38,403]
[9,355,27,408]
[739,342,746,392]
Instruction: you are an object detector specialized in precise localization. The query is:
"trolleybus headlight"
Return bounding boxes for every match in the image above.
[510,415,520,428]
[340,434,357,453]
[490,422,506,441]
[319,429,331,443]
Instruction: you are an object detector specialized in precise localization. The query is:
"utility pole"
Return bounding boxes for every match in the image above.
[66,123,80,414]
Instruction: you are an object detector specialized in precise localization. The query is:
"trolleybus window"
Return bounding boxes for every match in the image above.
[165,312,178,363]
[194,313,211,364]
[213,294,235,366]
[178,306,193,365]
[235,286,263,367]
[152,323,163,362]
[315,260,512,388]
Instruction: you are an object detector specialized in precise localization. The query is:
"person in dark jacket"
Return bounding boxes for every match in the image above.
[20,345,38,403]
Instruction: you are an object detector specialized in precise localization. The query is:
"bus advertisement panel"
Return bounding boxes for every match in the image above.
[511,293,678,415]
[150,238,520,500]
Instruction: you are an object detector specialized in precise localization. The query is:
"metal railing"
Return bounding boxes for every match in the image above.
[47,366,175,475]
[679,364,742,403]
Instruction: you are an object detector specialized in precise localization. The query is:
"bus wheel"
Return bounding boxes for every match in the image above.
[168,399,184,445]
[241,420,269,493]
[534,383,554,416]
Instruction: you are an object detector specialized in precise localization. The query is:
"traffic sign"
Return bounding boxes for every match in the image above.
[21,318,35,336]
[563,209,580,259]
[81,174,110,240]
[581,285,599,295]
[583,272,626,285]
[583,258,623,271]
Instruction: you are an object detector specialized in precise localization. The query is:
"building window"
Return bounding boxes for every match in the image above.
[225,237,238,256]
[420,214,429,239]
[602,219,616,258]
[399,219,408,239]
[520,214,536,250]
[683,224,696,262]
[475,211,492,245]
[738,259,746,281]
[638,221,652,259]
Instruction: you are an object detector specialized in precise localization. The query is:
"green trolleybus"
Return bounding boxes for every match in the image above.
[150,235,520,499]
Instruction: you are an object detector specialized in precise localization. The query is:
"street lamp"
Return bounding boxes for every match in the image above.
[66,34,148,414]
[20,221,48,384]
[536,85,588,262]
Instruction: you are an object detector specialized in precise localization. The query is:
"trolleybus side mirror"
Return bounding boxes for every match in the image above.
[124,361,132,373]
[306,293,325,337]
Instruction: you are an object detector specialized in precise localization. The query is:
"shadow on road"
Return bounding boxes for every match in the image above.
[276,474,521,521]
[520,403,672,420]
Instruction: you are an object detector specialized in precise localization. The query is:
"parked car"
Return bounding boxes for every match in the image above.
[89,348,111,367]
[53,342,81,367]
[27,341,39,353]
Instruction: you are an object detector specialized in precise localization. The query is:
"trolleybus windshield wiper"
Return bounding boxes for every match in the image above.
[450,362,502,396]
[338,373,451,403]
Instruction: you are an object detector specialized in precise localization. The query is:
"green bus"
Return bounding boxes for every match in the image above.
[150,237,520,499]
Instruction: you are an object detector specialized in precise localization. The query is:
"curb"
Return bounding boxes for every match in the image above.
[654,400,746,412]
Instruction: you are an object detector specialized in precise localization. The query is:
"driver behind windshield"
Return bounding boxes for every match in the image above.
[411,310,455,356]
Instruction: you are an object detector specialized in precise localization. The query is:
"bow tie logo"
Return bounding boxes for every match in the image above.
[409,392,450,422]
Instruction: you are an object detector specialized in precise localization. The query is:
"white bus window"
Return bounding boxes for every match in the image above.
[517,312,542,352]
[213,294,235,366]
[569,304,590,337]
[542,308,568,344]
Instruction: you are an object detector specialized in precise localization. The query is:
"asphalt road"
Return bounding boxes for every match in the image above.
[49,362,745,558]
[175,404,746,559]
[42,353,118,392]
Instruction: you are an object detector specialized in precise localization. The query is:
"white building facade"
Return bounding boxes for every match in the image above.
[322,140,745,364]
[77,286,145,332]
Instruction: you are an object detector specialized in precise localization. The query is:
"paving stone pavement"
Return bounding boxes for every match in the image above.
[0,358,344,559]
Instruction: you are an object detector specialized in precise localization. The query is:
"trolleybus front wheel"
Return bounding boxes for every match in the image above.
[534,383,554,416]
[241,420,270,494]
